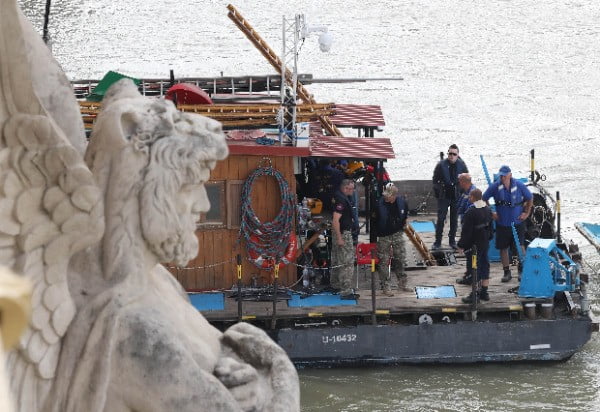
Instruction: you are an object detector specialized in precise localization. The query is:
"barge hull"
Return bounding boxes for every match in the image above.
[273,318,592,366]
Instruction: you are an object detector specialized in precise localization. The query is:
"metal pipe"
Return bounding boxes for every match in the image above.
[471,245,478,321]
[556,191,561,243]
[237,254,243,321]
[43,0,52,44]
[370,248,377,325]
[530,149,535,183]
[169,69,175,87]
[271,263,279,329]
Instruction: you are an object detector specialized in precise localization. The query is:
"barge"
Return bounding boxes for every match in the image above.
[76,4,596,366]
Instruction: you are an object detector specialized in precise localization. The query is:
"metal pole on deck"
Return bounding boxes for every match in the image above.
[370,248,377,325]
[169,69,175,88]
[471,245,478,321]
[43,0,52,45]
[556,191,561,243]
[530,149,535,183]
[271,262,279,329]
[236,254,243,321]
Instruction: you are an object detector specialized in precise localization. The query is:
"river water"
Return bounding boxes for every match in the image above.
[19,0,600,410]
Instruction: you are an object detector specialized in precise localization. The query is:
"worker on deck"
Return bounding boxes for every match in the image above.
[331,179,358,299]
[315,159,345,213]
[483,165,533,282]
[457,189,493,303]
[375,183,409,296]
[432,144,468,249]
[338,160,361,244]
[456,173,477,285]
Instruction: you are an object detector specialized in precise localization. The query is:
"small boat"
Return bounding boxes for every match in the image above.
[576,222,600,255]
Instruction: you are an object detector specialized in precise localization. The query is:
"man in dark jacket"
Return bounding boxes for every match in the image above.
[432,144,468,249]
[456,173,476,285]
[457,189,493,303]
[375,183,409,296]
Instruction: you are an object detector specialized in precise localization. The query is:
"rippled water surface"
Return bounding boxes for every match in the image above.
[19,0,600,410]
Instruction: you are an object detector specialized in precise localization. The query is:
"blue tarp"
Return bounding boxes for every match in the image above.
[188,293,225,311]
[288,292,357,307]
[411,220,436,233]
[415,285,457,299]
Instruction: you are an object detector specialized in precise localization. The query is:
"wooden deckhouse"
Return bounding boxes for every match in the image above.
[169,103,394,291]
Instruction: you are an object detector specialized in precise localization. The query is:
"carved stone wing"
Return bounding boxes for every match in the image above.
[0,0,105,410]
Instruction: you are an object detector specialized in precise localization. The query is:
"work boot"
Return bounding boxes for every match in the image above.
[341,292,359,300]
[456,275,472,285]
[479,289,490,301]
[398,276,411,292]
[382,287,394,297]
[432,242,441,250]
[462,291,479,304]
[501,269,512,283]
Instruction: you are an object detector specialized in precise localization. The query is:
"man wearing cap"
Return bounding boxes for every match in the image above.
[375,183,409,296]
[331,179,358,299]
[483,165,533,282]
[432,144,468,249]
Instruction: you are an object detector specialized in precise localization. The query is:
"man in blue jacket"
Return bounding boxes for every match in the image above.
[432,144,468,249]
[483,165,533,282]
[375,183,409,296]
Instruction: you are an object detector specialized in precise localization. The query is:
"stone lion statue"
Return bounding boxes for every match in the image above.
[0,1,299,411]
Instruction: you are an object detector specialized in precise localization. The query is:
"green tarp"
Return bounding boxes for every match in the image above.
[86,71,140,102]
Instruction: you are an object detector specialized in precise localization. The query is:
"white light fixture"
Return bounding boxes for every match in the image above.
[318,31,333,52]
[302,24,333,52]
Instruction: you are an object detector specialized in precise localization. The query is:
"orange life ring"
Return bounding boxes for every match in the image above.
[248,233,297,270]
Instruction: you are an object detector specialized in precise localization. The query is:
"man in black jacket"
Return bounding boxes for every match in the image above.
[331,179,358,299]
[457,189,493,303]
[375,183,409,296]
[432,144,468,249]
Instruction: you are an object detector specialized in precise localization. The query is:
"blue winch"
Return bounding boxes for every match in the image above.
[518,238,579,298]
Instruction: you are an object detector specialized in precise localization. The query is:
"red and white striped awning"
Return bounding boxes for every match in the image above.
[330,104,385,128]
[309,136,395,159]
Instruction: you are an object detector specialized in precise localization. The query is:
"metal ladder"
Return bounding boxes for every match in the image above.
[226,4,343,137]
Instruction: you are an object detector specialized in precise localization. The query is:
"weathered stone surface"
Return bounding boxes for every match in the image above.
[0,1,299,411]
